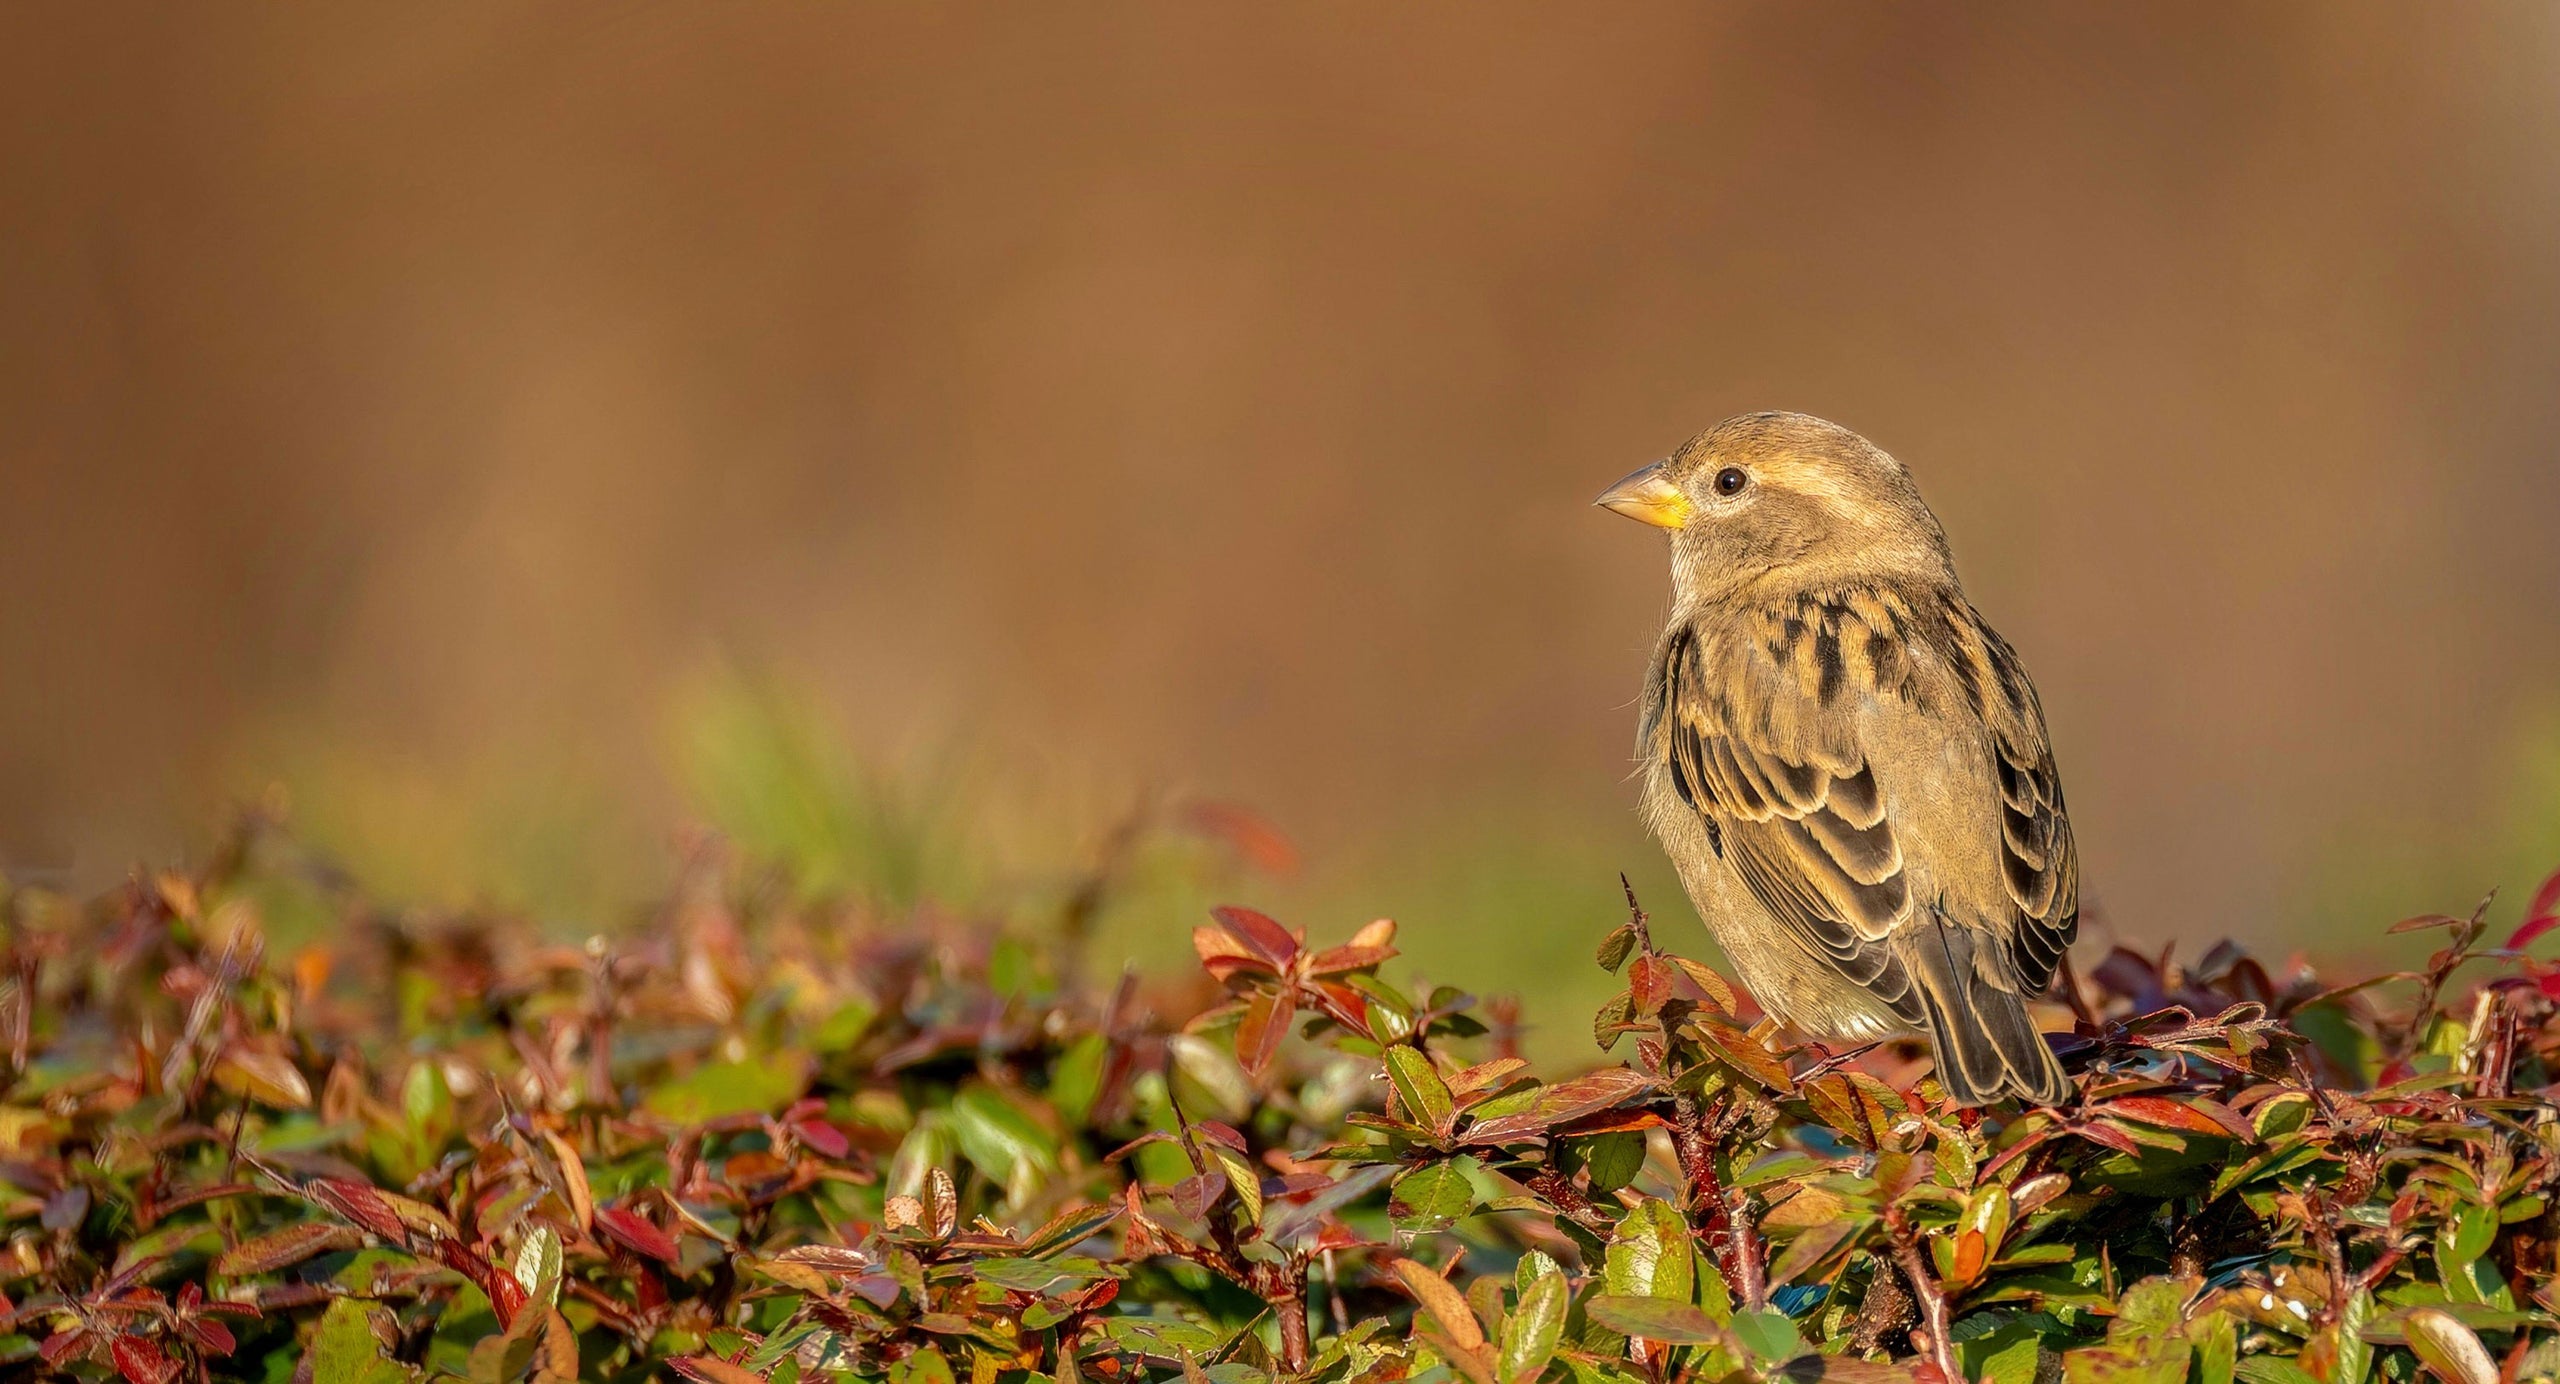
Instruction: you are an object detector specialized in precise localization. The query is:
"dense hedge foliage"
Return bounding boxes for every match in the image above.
[1,817,2557,1384]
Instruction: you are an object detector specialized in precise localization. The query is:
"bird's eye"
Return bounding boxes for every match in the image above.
[1712,466,1749,496]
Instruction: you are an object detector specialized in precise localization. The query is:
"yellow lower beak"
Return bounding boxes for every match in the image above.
[1594,461,1692,530]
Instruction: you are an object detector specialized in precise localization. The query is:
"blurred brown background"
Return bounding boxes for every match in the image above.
[5,4,2558,1006]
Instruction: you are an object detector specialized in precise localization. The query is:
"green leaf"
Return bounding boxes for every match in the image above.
[2113,1277,2192,1335]
[748,1324,835,1374]
[813,996,879,1051]
[1568,1131,1646,1194]
[401,1060,452,1136]
[1049,1033,1111,1127]
[642,1051,813,1124]
[887,1112,955,1199]
[2400,1307,2498,1384]
[2062,1276,2198,1384]
[2291,1003,2380,1085]
[1603,1198,1693,1304]
[1960,1324,2047,1384]
[1391,1160,1478,1232]
[1596,925,1638,974]
[949,1086,1062,1206]
[1728,1309,1802,1364]
[513,1225,562,1311]
[1167,1034,1257,1122]
[310,1299,418,1384]
[2253,1093,2312,1139]
[2437,1201,2497,1277]
[2234,1359,2326,1384]
[973,1256,1116,1293]
[2189,1307,2236,1384]
[2332,1287,2377,1384]
[1385,1046,1456,1137]
[1500,1268,1567,1384]
[1583,1296,1725,1345]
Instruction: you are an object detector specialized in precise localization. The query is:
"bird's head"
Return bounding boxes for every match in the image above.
[1596,412,1956,600]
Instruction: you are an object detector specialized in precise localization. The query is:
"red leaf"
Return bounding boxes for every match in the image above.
[2073,1121,2146,1156]
[436,1238,528,1326]
[1235,990,1294,1076]
[1629,956,1673,1017]
[1461,1067,1654,1144]
[1188,1119,1249,1152]
[2511,913,2559,952]
[305,1179,408,1243]
[596,1205,682,1264]
[791,1117,851,1160]
[1191,926,1269,984]
[1182,802,1300,876]
[39,1329,90,1367]
[669,1357,770,1384]
[179,1317,237,1358]
[2506,867,2560,950]
[1304,944,1397,976]
[2104,1095,2251,1139]
[110,1336,179,1384]
[1210,906,1301,968]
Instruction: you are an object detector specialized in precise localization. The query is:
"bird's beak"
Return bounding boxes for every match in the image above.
[1594,461,1691,530]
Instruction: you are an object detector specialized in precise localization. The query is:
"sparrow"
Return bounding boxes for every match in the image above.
[1598,412,2078,1105]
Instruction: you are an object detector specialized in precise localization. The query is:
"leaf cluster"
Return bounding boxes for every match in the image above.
[0,819,2555,1384]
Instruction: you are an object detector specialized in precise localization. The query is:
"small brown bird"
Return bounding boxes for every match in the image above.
[1598,412,2077,1105]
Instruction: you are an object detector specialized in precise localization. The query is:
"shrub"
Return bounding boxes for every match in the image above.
[0,818,2555,1384]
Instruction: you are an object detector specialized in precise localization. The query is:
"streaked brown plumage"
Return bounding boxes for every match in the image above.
[1598,412,2077,1105]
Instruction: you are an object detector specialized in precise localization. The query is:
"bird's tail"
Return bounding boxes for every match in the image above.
[1899,915,2069,1107]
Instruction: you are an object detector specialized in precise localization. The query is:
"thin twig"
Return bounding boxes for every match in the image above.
[1883,1207,1958,1382]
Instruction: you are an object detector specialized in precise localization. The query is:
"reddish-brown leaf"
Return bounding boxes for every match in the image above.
[790,1116,851,1160]
[1210,906,1301,968]
[2073,1120,2146,1156]
[1189,1119,1249,1152]
[1445,1056,1528,1096]
[39,1328,90,1367]
[538,1128,594,1234]
[110,1335,179,1384]
[2507,872,2560,951]
[775,1244,876,1274]
[178,1315,237,1358]
[1190,926,1267,984]
[304,1179,408,1243]
[595,1206,681,1265]
[669,1357,770,1384]
[1461,1067,1654,1144]
[1304,944,1397,976]
[1629,956,1673,1017]
[2104,1095,2250,1138]
[1183,801,1301,876]
[1691,1017,1797,1092]
[1235,990,1293,1077]
[434,1238,528,1327]
[215,1223,362,1276]
[1668,957,1739,1014]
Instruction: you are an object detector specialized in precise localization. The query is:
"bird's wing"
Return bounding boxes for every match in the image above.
[1971,621,2079,993]
[1651,592,1923,1024]
[1649,585,2080,1098]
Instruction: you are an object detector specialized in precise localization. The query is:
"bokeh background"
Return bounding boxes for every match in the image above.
[7,3,2558,1053]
